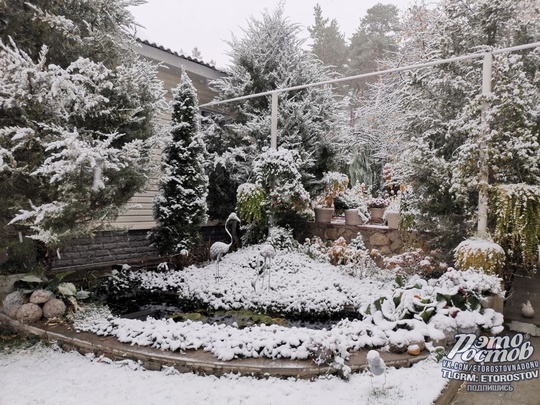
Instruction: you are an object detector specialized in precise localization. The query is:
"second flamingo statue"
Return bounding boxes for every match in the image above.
[210,212,241,279]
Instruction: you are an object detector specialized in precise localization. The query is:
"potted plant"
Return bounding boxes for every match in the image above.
[367,197,388,223]
[314,172,348,223]
[336,184,370,225]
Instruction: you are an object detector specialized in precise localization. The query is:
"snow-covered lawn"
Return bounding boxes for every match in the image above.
[74,244,504,364]
[0,343,448,405]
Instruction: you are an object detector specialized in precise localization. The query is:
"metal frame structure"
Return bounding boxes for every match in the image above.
[201,41,540,235]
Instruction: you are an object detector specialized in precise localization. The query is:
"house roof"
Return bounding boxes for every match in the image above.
[137,38,225,73]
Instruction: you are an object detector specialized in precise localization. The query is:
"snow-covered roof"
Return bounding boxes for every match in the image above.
[136,38,224,73]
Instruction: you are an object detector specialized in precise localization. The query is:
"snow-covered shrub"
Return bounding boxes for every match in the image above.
[315,172,349,208]
[253,148,311,219]
[301,236,377,275]
[266,227,297,251]
[454,238,505,276]
[238,148,311,244]
[236,183,267,224]
[384,249,448,279]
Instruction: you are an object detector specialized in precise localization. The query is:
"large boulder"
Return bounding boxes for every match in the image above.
[16,303,43,324]
[2,291,29,318]
[42,299,66,319]
[30,289,54,304]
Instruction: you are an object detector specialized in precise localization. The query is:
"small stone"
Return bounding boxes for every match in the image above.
[16,303,43,324]
[2,291,29,318]
[30,289,54,304]
[407,344,421,356]
[369,232,390,247]
[42,298,67,319]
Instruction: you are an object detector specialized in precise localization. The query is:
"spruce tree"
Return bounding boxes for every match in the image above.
[149,70,208,256]
[0,0,165,262]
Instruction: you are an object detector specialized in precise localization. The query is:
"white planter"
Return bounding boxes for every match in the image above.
[386,210,400,229]
[344,209,362,225]
[314,207,334,223]
[368,207,385,223]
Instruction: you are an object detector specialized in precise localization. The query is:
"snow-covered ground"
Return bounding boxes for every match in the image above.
[0,343,448,405]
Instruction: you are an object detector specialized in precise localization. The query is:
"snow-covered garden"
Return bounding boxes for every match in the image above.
[1,0,540,403]
[71,239,504,369]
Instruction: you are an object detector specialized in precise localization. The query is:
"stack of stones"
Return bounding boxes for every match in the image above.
[2,289,66,324]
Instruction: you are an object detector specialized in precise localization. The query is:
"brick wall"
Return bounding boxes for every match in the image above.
[51,230,160,271]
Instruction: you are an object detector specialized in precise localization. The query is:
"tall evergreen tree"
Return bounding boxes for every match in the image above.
[205,4,348,219]
[0,1,165,255]
[308,4,348,74]
[347,3,400,93]
[149,70,208,256]
[396,0,540,247]
[348,3,400,80]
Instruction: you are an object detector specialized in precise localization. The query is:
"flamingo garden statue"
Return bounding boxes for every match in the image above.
[210,212,241,279]
[251,244,276,291]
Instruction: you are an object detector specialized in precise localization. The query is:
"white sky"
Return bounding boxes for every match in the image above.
[129,0,416,69]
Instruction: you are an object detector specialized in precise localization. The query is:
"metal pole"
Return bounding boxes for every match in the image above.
[271,91,278,149]
[477,53,492,237]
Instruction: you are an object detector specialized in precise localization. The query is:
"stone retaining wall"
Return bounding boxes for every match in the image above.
[301,221,405,255]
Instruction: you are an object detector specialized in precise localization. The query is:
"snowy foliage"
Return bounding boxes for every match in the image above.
[149,70,208,256]
[0,1,165,246]
[75,245,504,363]
[395,0,540,245]
[205,4,349,218]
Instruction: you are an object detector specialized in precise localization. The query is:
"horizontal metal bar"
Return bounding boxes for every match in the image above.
[200,41,540,108]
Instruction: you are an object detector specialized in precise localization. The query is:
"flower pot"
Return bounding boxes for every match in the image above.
[314,207,334,223]
[345,209,362,225]
[386,210,400,229]
[369,207,385,223]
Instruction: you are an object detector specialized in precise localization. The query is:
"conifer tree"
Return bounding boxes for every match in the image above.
[348,3,400,87]
[396,0,540,246]
[308,4,348,75]
[0,1,165,253]
[205,4,348,218]
[149,70,208,256]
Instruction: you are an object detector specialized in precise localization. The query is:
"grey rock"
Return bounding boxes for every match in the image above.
[16,303,43,324]
[30,289,54,304]
[3,291,29,318]
[43,298,67,319]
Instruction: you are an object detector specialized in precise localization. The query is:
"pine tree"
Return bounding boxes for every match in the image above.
[0,1,165,254]
[348,3,400,87]
[205,4,348,218]
[396,0,540,247]
[307,4,348,75]
[149,70,208,256]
